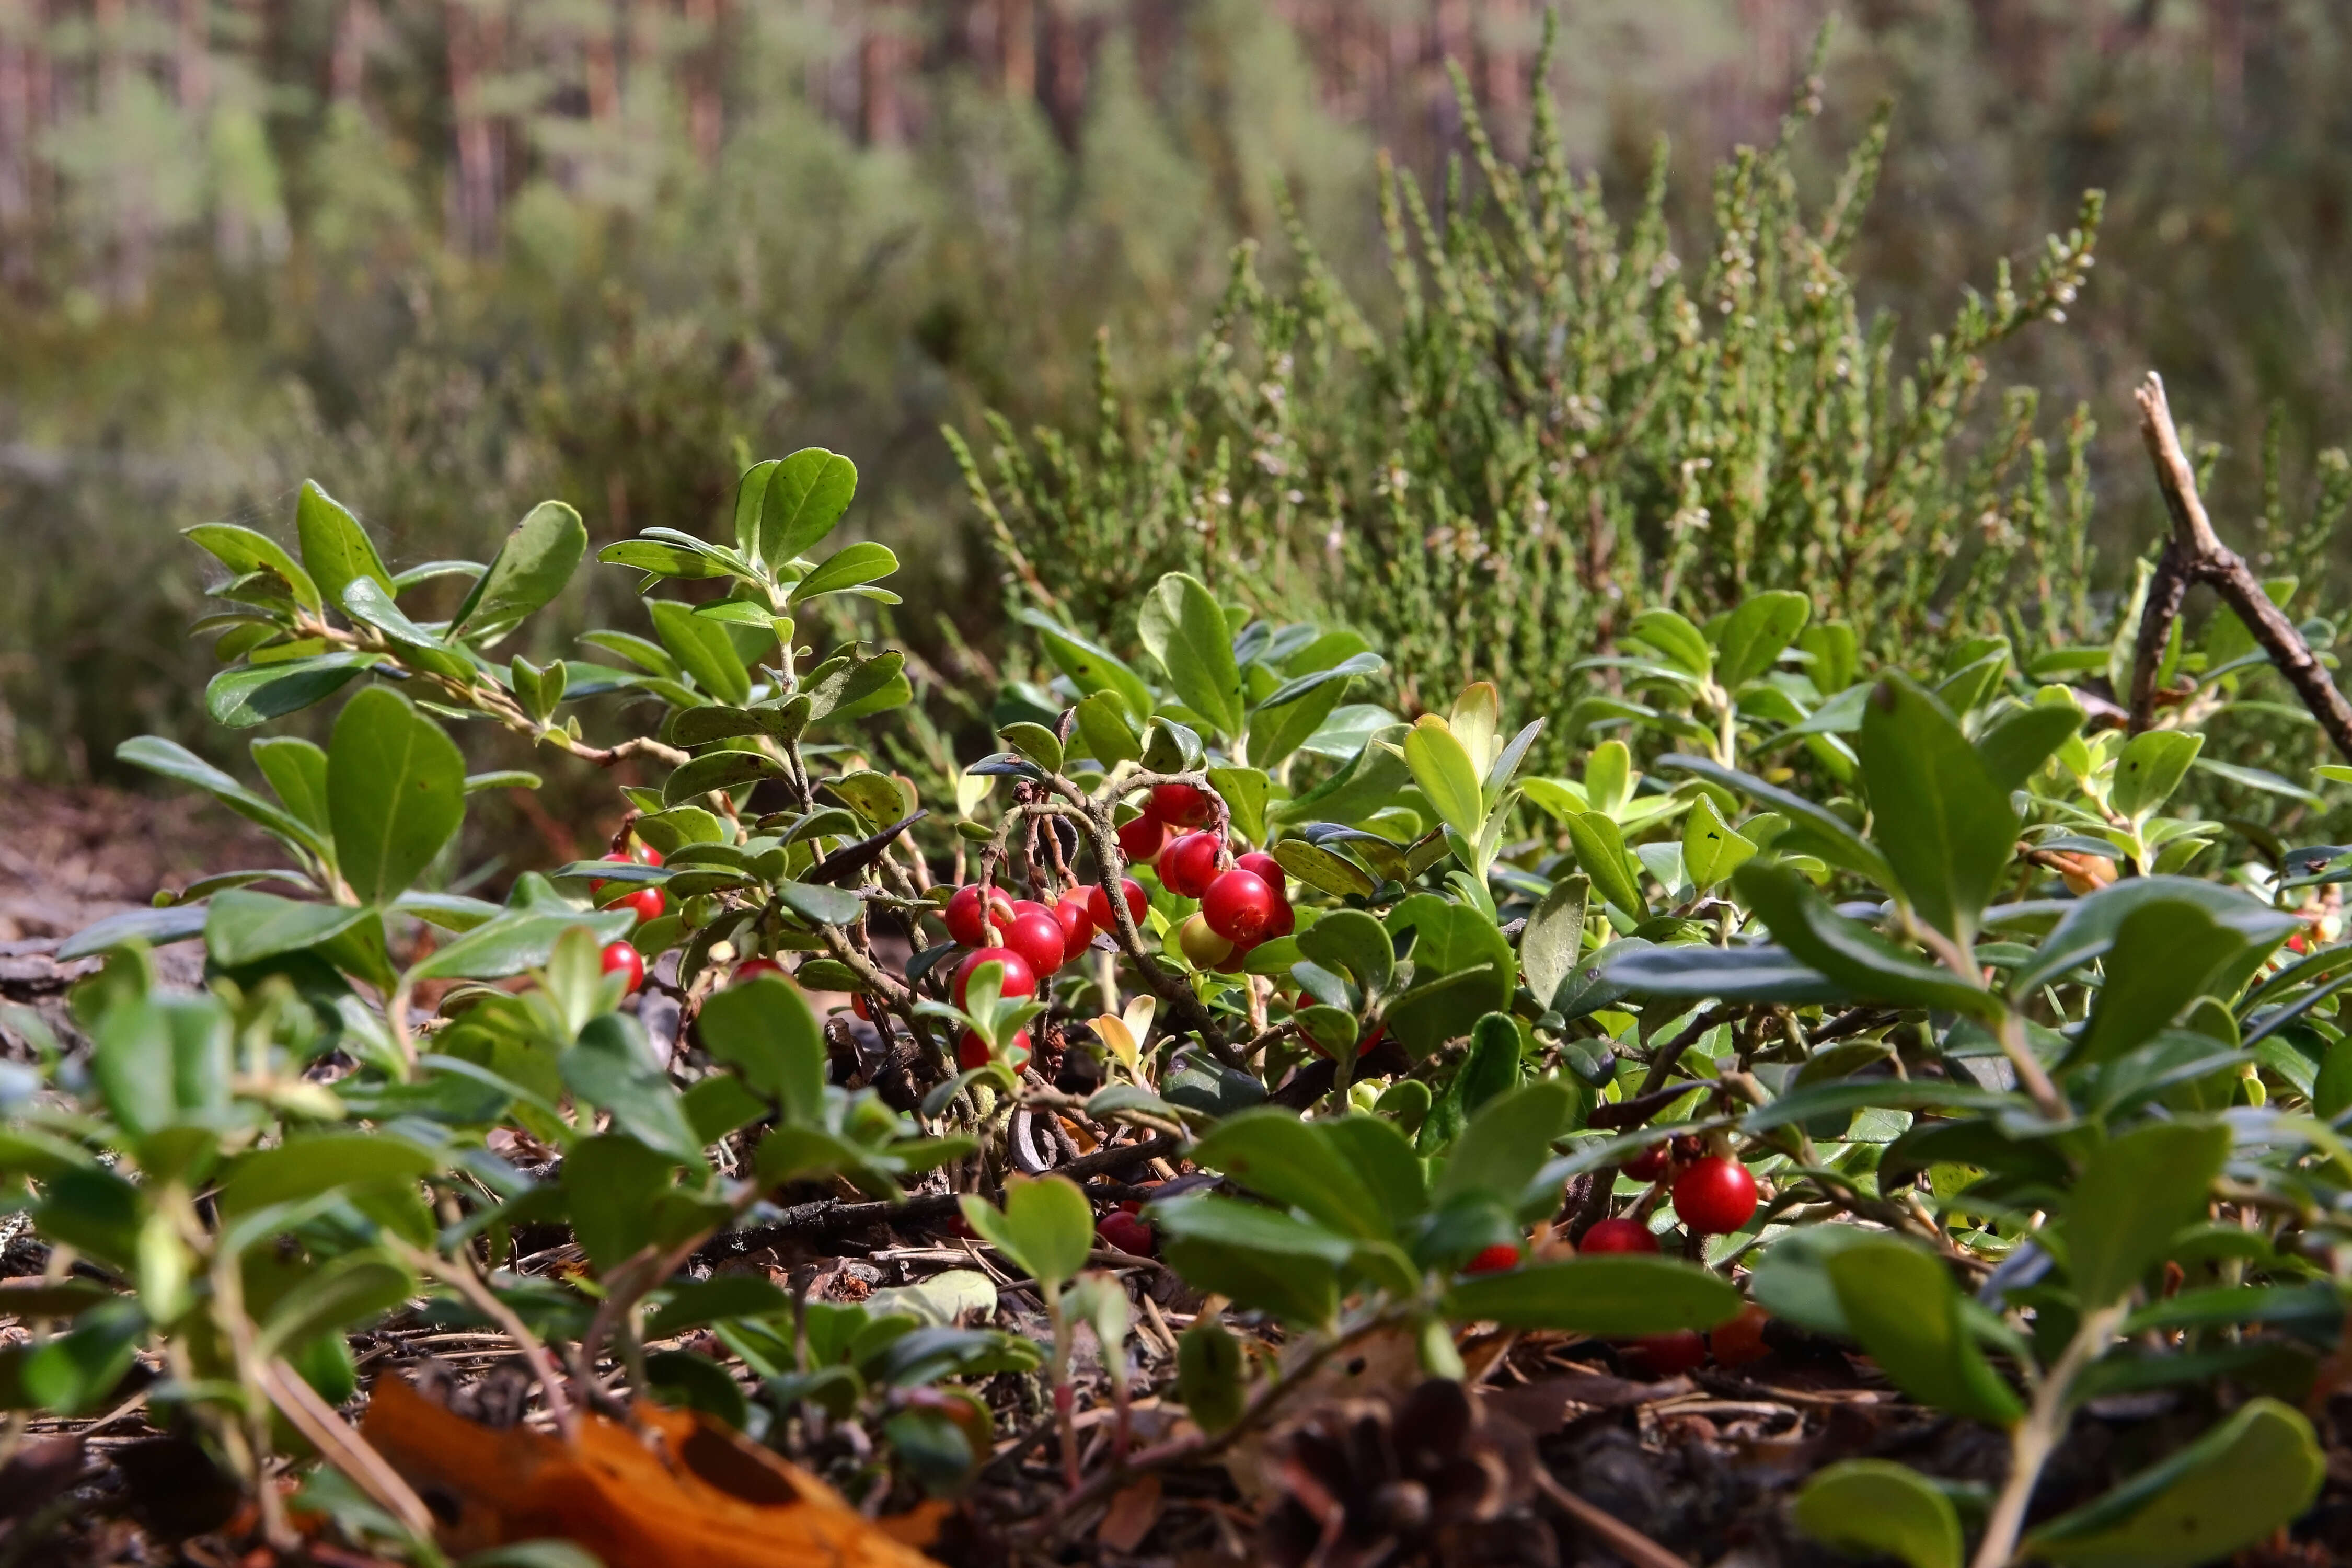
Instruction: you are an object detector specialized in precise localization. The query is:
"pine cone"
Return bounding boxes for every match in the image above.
[1259,1378,1559,1568]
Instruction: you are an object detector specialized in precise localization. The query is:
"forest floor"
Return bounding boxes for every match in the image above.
[3,789,2350,1568]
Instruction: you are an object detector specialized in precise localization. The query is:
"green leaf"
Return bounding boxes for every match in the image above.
[2071,903,2266,1068]
[1565,811,1647,918]
[1320,1115,1426,1220]
[2112,730,2205,820]
[697,976,826,1125]
[998,721,1063,773]
[961,1175,1093,1291]
[1177,1318,1248,1433]
[2025,1398,2323,1568]
[1208,766,1270,844]
[562,1017,702,1165]
[1857,676,2015,942]
[1430,1080,1574,1209]
[1297,906,1393,995]
[327,687,467,904]
[250,737,332,837]
[757,448,859,567]
[255,1253,412,1361]
[205,654,374,728]
[1604,941,1853,1007]
[222,1132,439,1214]
[1681,794,1756,889]
[1827,1238,2023,1424]
[56,904,210,961]
[1792,1461,1962,1568]
[1402,718,1485,841]
[1627,608,1712,676]
[646,599,752,707]
[405,910,635,982]
[1442,1255,1740,1334]
[204,890,372,966]
[2063,1121,2230,1309]
[1190,1110,1390,1241]
[1021,612,1156,726]
[1977,702,2082,791]
[339,579,473,682]
[1247,673,1348,773]
[453,501,587,640]
[1518,875,1588,1004]
[562,1135,682,1274]
[1735,861,1993,1016]
[2019,877,2297,996]
[1137,572,1245,739]
[1714,590,1810,687]
[1073,690,1143,767]
[790,540,898,604]
[1383,895,1511,1057]
[662,747,789,805]
[776,881,863,927]
[1657,753,1895,887]
[185,522,321,614]
[117,735,325,855]
[296,480,394,611]
[1150,1194,1346,1325]
[1272,839,1375,898]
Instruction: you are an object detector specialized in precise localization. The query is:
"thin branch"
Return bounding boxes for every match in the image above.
[2131,373,2352,760]
[257,1358,437,1539]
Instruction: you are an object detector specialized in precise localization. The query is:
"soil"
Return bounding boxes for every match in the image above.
[4,790,2352,1568]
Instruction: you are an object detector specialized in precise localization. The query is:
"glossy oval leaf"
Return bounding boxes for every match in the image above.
[1792,1460,1962,1568]
[327,687,466,905]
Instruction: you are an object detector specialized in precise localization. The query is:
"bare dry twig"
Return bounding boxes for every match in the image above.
[2128,372,2352,760]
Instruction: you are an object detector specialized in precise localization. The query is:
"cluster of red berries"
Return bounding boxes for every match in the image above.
[939,880,1105,1071]
[1122,782,1294,973]
[593,840,665,995]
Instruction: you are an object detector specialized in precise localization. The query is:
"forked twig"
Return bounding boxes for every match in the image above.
[2128,372,2352,760]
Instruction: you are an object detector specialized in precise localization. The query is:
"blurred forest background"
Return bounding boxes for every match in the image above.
[1,0,2345,801]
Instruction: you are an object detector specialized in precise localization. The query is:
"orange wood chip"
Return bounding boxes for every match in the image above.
[362,1376,945,1567]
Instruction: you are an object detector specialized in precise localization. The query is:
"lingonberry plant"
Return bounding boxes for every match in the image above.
[6,393,2352,1566]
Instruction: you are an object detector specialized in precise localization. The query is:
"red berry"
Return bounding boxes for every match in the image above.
[1051,891,1095,951]
[957,1029,1030,1070]
[1097,1210,1156,1256]
[1159,832,1224,899]
[601,941,644,994]
[1261,896,1296,940]
[1710,1304,1771,1368]
[629,843,664,867]
[1003,908,1068,976]
[1579,1217,1661,1255]
[850,992,873,1021]
[617,886,664,924]
[1673,1155,1759,1236]
[944,884,1016,948]
[1086,878,1148,936]
[1116,811,1167,864]
[1151,782,1215,828]
[1234,850,1284,889]
[953,947,1037,1006]
[1201,869,1276,944]
[1624,1330,1708,1378]
[1462,1242,1522,1276]
[736,957,785,982]
[1623,1143,1670,1182]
